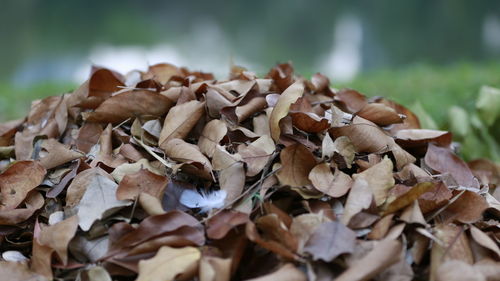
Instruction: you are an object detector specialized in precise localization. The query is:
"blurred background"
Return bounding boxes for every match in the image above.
[1,0,499,160]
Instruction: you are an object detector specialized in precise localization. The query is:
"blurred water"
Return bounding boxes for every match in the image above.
[72,19,260,82]
[483,14,500,52]
[319,14,363,81]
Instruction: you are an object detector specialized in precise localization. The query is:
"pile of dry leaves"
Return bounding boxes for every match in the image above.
[0,62,499,281]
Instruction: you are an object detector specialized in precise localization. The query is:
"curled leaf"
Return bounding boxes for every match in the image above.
[308,163,352,197]
[269,81,304,142]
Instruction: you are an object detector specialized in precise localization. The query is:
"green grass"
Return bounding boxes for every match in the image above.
[339,62,500,128]
[0,81,76,121]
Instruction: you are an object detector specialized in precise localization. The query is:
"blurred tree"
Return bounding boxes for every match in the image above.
[0,0,499,81]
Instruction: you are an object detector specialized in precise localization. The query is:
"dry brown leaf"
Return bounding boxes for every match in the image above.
[84,90,173,124]
[143,63,183,84]
[238,135,275,177]
[65,167,113,207]
[211,145,242,171]
[469,225,500,258]
[331,136,356,168]
[217,79,256,96]
[238,144,271,177]
[38,138,83,169]
[374,97,421,131]
[136,246,201,281]
[198,119,227,158]
[440,191,488,223]
[255,214,298,251]
[384,182,435,215]
[106,211,203,255]
[84,266,113,281]
[206,87,234,118]
[330,116,415,169]
[38,215,79,265]
[206,210,249,240]
[310,72,331,93]
[336,239,403,281]
[253,113,271,137]
[245,263,306,281]
[163,138,213,179]
[88,67,125,100]
[303,221,356,262]
[199,256,232,281]
[229,94,267,123]
[269,81,305,142]
[290,111,330,133]
[0,161,46,210]
[308,163,352,197]
[115,225,205,262]
[3,60,500,281]
[473,259,500,281]
[335,88,368,113]
[266,62,295,93]
[0,119,24,147]
[394,129,452,155]
[116,169,169,200]
[395,162,432,183]
[356,103,404,126]
[418,181,453,214]
[90,124,127,168]
[436,260,485,281]
[159,100,205,147]
[219,161,246,203]
[111,158,164,183]
[219,82,268,123]
[367,214,394,240]
[352,156,395,206]
[139,192,166,216]
[377,245,414,281]
[0,191,44,225]
[342,178,373,225]
[119,143,145,162]
[400,200,427,225]
[245,220,298,261]
[31,221,56,279]
[430,223,474,281]
[0,261,47,281]
[425,143,479,189]
[467,159,500,186]
[68,66,125,111]
[76,122,103,153]
[25,95,68,137]
[76,171,131,231]
[276,143,316,187]
[290,213,331,254]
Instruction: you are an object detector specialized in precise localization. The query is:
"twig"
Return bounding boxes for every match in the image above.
[425,189,466,222]
[113,118,131,130]
[133,136,174,169]
[311,100,335,105]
